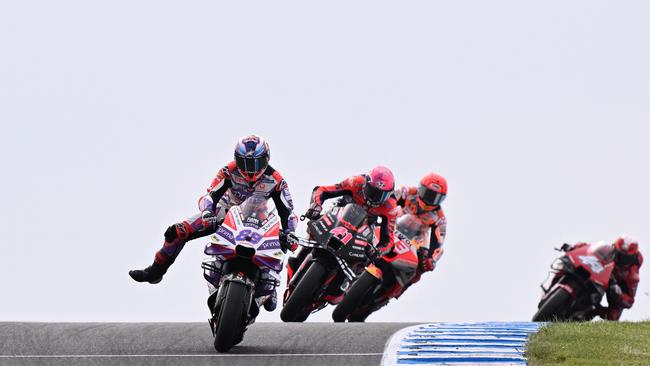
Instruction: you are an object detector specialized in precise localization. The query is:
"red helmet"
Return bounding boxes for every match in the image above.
[234,135,270,182]
[613,235,640,266]
[364,166,395,207]
[417,172,447,209]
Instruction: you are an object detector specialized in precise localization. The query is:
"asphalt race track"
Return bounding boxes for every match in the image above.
[0,322,418,366]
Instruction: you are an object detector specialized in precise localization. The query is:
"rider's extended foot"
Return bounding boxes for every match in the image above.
[129,261,169,284]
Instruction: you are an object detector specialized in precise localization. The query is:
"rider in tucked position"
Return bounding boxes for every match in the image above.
[129,135,297,310]
[562,235,643,320]
[352,172,448,318]
[286,166,400,284]
[394,172,448,277]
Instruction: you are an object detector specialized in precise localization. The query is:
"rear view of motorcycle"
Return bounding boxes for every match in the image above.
[533,242,616,322]
[202,196,286,352]
[280,203,373,322]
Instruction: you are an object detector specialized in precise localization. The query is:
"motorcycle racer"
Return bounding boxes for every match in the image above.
[394,172,447,275]
[286,166,399,284]
[560,235,643,320]
[129,135,297,311]
[344,172,448,320]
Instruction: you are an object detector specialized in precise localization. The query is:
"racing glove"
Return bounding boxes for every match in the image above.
[279,230,299,253]
[304,205,322,220]
[418,249,435,272]
[201,210,218,229]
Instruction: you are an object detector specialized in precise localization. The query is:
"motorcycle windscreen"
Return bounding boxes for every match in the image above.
[590,241,616,263]
[339,203,368,228]
[396,214,427,246]
[238,195,274,229]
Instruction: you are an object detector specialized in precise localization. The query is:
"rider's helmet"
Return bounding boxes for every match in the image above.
[613,235,641,266]
[234,135,270,182]
[364,166,395,207]
[417,172,447,210]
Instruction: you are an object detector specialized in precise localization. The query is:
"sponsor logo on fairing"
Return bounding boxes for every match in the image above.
[258,240,281,250]
[578,255,604,273]
[216,226,235,244]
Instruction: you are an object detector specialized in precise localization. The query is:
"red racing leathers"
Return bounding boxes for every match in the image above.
[568,242,643,320]
[286,175,399,282]
[310,175,399,251]
[394,186,447,274]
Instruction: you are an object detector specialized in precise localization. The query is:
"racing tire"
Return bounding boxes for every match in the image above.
[213,281,249,352]
[332,271,379,322]
[280,262,326,322]
[532,287,572,322]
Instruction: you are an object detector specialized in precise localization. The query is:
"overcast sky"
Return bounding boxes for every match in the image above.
[1,1,649,323]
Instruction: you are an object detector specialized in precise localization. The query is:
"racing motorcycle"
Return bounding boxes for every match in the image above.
[280,203,374,322]
[332,214,436,322]
[201,196,285,352]
[532,242,616,322]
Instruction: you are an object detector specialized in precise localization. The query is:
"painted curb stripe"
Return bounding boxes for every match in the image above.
[381,322,543,365]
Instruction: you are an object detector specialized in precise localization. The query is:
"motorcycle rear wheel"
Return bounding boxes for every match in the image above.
[532,287,571,322]
[213,281,248,352]
[332,271,379,322]
[280,262,326,322]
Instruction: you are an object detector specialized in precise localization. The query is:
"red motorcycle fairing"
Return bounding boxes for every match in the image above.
[281,203,373,321]
[542,243,616,301]
[335,215,422,322]
[565,244,616,288]
[534,242,617,321]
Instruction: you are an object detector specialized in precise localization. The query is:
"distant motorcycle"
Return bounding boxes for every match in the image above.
[202,196,285,352]
[533,242,616,322]
[332,214,426,322]
[280,203,374,322]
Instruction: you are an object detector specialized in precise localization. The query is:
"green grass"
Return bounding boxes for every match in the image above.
[526,321,650,366]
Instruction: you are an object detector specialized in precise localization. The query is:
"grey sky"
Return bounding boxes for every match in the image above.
[1,1,648,323]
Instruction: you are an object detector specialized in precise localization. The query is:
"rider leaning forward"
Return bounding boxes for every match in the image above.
[562,235,643,320]
[286,166,400,284]
[394,173,448,279]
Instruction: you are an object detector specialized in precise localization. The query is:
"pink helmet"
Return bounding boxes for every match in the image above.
[364,166,395,207]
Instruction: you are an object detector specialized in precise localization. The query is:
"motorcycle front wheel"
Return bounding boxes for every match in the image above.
[213,281,248,352]
[532,287,571,322]
[280,261,326,322]
[332,271,379,322]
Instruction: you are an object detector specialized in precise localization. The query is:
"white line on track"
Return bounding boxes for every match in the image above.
[0,353,383,358]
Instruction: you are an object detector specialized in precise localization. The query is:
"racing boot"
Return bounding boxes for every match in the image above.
[129,252,174,284]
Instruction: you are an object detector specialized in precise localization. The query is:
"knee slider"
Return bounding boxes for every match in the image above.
[165,223,190,241]
[164,225,178,241]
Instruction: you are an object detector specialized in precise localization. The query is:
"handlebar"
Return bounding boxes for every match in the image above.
[555,243,572,252]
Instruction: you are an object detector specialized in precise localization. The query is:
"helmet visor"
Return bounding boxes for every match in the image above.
[364,184,392,206]
[235,155,269,175]
[418,184,446,206]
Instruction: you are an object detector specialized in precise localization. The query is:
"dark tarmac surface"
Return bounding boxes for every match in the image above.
[0,322,417,366]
